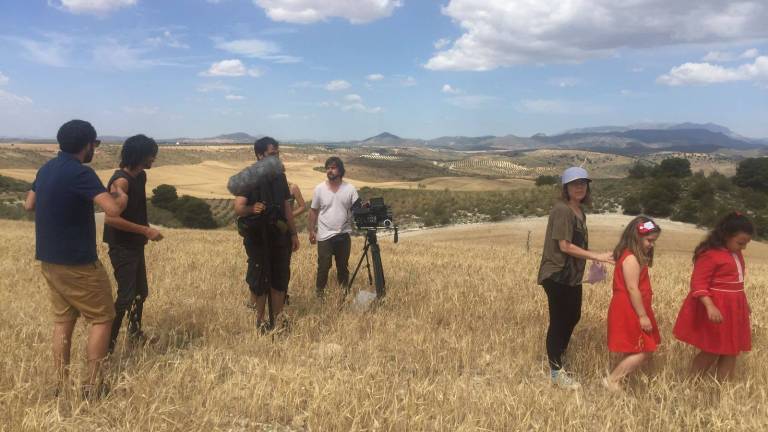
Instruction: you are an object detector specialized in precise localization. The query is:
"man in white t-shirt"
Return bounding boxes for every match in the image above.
[308,157,359,297]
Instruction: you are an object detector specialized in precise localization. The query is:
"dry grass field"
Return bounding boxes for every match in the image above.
[1,214,767,431]
[0,145,533,200]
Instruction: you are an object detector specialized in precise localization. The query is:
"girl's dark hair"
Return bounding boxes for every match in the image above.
[254,136,279,156]
[693,212,754,261]
[613,216,661,267]
[120,134,158,169]
[325,156,345,177]
[561,182,592,206]
[57,119,97,154]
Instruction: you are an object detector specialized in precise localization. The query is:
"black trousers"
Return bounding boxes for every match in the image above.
[108,244,148,351]
[315,233,351,293]
[542,278,583,371]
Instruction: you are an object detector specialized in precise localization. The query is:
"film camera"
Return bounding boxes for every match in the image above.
[348,197,397,299]
[352,197,394,229]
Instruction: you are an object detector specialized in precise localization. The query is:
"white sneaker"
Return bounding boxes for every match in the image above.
[551,370,582,390]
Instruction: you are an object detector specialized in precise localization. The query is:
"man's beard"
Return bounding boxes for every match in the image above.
[83,147,95,163]
[327,172,338,181]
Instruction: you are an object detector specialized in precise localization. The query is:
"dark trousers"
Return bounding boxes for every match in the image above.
[108,245,148,351]
[542,278,582,371]
[315,233,351,294]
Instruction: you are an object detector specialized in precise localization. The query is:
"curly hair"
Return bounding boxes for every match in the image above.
[693,212,754,262]
[120,134,158,169]
[254,136,279,156]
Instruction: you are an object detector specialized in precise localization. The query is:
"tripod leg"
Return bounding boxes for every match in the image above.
[370,242,385,298]
[347,238,370,299]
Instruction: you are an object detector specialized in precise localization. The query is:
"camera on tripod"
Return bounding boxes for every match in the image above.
[352,197,393,229]
[348,197,397,300]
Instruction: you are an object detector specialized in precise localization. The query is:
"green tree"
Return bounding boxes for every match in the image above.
[151,184,178,209]
[733,157,768,192]
[627,162,655,179]
[173,195,217,229]
[657,157,692,178]
[622,195,642,215]
[640,177,681,217]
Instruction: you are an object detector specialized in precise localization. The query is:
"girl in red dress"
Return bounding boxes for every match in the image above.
[603,216,662,392]
[673,212,754,381]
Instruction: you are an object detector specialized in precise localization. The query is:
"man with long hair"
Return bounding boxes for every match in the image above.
[308,156,359,298]
[103,134,163,353]
[25,120,128,399]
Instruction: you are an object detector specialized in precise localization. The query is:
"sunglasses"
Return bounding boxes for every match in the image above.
[92,139,101,148]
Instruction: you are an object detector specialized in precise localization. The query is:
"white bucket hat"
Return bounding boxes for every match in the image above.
[561,166,591,185]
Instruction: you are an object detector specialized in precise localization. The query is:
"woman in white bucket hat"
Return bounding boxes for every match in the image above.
[537,166,614,389]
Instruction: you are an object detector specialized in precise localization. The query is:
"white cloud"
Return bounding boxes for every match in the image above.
[13,34,73,67]
[426,0,768,71]
[366,73,384,81]
[269,113,291,119]
[325,80,351,91]
[516,99,605,115]
[92,39,157,70]
[741,48,759,59]
[434,38,451,50]
[225,94,245,100]
[657,56,768,86]
[342,103,382,114]
[51,0,137,16]
[344,94,362,103]
[253,0,402,24]
[215,38,301,63]
[201,59,261,77]
[0,72,8,86]
[441,84,461,94]
[0,89,33,105]
[146,30,189,49]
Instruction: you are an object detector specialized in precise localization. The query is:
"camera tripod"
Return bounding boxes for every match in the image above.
[348,228,388,299]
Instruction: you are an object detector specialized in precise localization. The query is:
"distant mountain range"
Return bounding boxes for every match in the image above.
[3,123,766,155]
[343,123,766,155]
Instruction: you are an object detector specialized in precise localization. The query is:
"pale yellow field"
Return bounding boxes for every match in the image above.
[1,215,766,431]
[0,159,533,200]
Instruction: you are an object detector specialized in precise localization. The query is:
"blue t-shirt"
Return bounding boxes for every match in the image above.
[32,152,106,265]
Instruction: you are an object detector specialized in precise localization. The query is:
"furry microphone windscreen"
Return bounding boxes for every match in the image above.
[227,156,285,196]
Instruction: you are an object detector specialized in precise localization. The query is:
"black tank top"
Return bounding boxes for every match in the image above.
[103,169,148,246]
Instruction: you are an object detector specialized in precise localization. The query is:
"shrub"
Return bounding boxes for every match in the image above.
[173,195,217,229]
[622,195,642,215]
[657,157,692,178]
[627,162,655,179]
[535,175,559,186]
[151,184,178,209]
[733,157,768,192]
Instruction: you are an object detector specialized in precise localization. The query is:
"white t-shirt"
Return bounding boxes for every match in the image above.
[311,181,359,241]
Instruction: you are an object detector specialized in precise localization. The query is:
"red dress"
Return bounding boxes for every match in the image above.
[607,250,661,353]
[673,248,751,355]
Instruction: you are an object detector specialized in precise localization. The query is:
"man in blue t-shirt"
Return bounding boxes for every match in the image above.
[24,119,128,399]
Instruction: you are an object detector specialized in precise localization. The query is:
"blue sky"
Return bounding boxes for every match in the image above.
[1,0,767,141]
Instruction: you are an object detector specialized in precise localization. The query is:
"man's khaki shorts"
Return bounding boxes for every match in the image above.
[41,261,116,324]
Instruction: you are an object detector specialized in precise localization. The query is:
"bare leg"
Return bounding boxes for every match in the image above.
[715,355,737,381]
[53,320,77,385]
[254,294,268,323]
[605,352,650,391]
[86,321,113,386]
[271,289,285,318]
[691,351,719,377]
